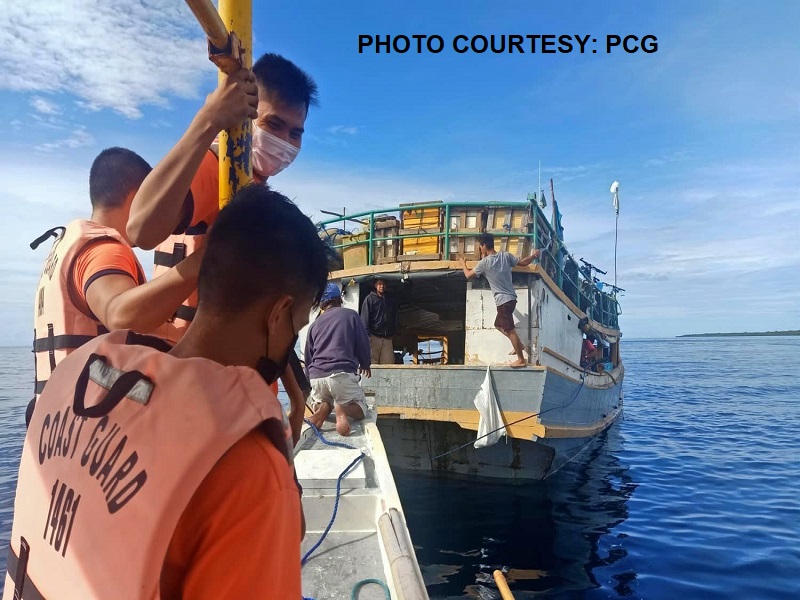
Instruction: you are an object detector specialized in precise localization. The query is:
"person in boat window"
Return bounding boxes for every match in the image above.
[462,233,540,368]
[360,278,399,364]
[8,186,329,600]
[581,333,602,368]
[125,53,319,444]
[305,283,371,436]
[28,147,204,424]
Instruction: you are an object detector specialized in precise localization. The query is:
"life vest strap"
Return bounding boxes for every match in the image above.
[154,222,208,268]
[175,305,197,322]
[73,353,153,418]
[154,248,183,268]
[29,226,66,251]
[32,333,100,354]
[46,325,56,372]
[185,222,208,236]
[123,330,174,352]
[7,541,46,600]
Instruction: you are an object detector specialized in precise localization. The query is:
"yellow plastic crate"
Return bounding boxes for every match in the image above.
[400,203,442,258]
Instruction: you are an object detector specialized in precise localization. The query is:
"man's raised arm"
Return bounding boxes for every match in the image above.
[126,70,258,249]
[516,249,541,268]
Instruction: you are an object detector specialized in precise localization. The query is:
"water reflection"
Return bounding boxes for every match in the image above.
[394,422,637,599]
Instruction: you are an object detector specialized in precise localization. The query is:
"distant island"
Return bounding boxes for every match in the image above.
[678,330,800,338]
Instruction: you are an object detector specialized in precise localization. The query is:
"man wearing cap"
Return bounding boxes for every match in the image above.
[305,284,371,436]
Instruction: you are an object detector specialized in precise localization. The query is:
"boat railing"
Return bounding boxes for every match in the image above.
[319,200,620,329]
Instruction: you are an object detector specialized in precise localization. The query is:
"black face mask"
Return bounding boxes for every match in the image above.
[256,310,298,385]
[256,335,298,385]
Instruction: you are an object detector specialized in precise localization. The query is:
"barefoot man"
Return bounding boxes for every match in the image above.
[462,233,540,367]
[305,283,371,435]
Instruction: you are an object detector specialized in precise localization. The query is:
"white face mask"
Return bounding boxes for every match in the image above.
[251,125,300,177]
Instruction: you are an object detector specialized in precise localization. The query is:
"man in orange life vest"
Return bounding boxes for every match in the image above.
[4,185,330,599]
[126,53,317,442]
[28,148,206,424]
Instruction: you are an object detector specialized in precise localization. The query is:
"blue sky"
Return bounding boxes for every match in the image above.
[1,0,798,343]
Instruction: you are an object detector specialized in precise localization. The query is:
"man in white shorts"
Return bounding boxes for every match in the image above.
[305,283,371,435]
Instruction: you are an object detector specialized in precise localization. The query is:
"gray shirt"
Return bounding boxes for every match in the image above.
[473,252,519,306]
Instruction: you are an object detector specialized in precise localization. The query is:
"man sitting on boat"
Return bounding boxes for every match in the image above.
[360,278,399,364]
[306,283,372,436]
[461,233,540,367]
[5,185,330,600]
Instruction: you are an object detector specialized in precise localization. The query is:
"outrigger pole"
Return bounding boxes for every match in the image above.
[185,0,253,208]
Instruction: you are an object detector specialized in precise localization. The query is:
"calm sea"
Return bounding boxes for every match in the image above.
[2,338,799,598]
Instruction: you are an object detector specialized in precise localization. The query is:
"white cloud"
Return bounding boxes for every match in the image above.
[644,150,694,168]
[30,96,60,115]
[327,125,360,136]
[545,163,605,183]
[2,1,214,118]
[35,127,95,153]
[272,163,456,224]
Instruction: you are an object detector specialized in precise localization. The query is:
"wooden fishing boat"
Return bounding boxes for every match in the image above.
[311,189,624,480]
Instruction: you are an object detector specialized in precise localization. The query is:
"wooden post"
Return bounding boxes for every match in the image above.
[217,0,252,208]
[184,0,229,48]
[493,570,514,600]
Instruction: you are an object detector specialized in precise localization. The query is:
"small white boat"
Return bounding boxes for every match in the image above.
[296,408,428,599]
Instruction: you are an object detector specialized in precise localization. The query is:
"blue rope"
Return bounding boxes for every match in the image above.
[301,419,365,567]
[304,418,361,450]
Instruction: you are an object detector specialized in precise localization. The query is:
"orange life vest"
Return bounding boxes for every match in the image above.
[148,151,286,394]
[3,330,294,600]
[30,220,146,398]
[152,150,219,343]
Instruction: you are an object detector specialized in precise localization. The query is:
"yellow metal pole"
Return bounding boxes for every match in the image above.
[493,570,514,600]
[217,0,252,209]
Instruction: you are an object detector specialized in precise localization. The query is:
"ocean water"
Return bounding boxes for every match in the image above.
[2,338,800,598]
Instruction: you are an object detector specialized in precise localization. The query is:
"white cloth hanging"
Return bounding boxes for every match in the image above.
[473,366,507,448]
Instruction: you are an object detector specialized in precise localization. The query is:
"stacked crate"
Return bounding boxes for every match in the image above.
[486,206,532,258]
[372,215,399,264]
[399,202,443,260]
[448,207,486,261]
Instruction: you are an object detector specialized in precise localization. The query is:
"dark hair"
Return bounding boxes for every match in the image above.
[320,297,343,310]
[252,53,318,111]
[477,233,495,250]
[198,185,330,314]
[89,147,151,210]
